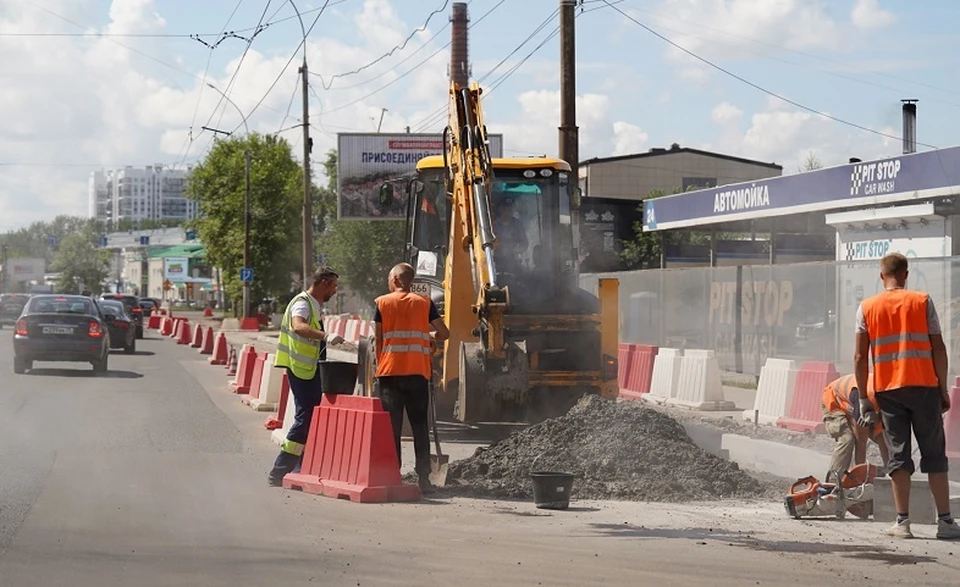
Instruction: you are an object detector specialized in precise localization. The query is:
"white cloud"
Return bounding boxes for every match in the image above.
[612,122,649,156]
[711,101,743,126]
[851,0,896,31]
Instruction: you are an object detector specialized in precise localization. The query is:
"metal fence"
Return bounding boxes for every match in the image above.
[582,257,957,377]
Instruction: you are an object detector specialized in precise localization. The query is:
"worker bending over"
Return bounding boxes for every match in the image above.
[821,373,888,477]
[374,263,449,493]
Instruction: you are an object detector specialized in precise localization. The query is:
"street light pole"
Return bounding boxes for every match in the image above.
[300,60,313,288]
[205,83,253,319]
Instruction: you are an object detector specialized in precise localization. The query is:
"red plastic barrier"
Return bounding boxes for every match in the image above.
[620,344,658,401]
[776,361,838,433]
[208,332,228,365]
[618,344,635,396]
[147,314,161,329]
[170,317,184,338]
[242,352,268,404]
[946,378,960,460]
[160,317,174,336]
[229,345,257,394]
[190,323,203,348]
[240,317,260,331]
[264,372,290,430]
[176,321,192,345]
[282,395,421,502]
[203,308,213,317]
[199,326,215,355]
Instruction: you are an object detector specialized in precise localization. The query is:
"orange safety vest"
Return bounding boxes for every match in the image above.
[375,291,433,380]
[421,197,437,215]
[822,374,882,434]
[861,289,939,392]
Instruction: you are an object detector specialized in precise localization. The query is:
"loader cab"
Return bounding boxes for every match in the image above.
[407,156,585,314]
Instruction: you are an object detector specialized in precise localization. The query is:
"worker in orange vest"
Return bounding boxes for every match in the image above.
[854,252,959,540]
[374,263,449,493]
[821,374,888,477]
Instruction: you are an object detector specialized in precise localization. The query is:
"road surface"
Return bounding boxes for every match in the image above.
[0,328,958,586]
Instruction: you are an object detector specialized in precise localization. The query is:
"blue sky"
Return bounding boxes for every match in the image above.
[1,0,958,230]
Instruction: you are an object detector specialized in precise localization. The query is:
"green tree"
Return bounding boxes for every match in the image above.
[0,216,105,266]
[50,232,111,294]
[315,150,407,303]
[186,133,303,310]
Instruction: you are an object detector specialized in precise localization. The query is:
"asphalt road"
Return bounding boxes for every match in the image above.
[1,328,959,586]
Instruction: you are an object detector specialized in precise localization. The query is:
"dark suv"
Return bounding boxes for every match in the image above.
[99,294,144,339]
[0,294,31,328]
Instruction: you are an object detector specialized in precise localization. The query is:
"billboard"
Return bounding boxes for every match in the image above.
[337,132,504,220]
[4,257,45,282]
[578,197,643,273]
[163,257,189,281]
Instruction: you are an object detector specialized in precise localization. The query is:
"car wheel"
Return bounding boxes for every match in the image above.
[136,326,144,340]
[124,338,136,355]
[13,357,26,374]
[93,353,109,375]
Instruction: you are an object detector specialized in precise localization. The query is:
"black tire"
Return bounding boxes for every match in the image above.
[136,325,144,340]
[93,352,109,375]
[124,338,136,355]
[13,357,26,374]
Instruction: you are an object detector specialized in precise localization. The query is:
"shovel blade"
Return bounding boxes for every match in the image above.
[429,455,449,487]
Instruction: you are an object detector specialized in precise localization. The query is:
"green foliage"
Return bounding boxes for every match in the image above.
[314,150,406,303]
[50,232,112,294]
[111,218,184,232]
[0,216,105,266]
[619,189,668,270]
[186,133,303,306]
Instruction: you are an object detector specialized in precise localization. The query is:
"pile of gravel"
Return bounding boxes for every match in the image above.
[441,395,776,502]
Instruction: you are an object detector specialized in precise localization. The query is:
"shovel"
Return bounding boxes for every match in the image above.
[428,382,449,487]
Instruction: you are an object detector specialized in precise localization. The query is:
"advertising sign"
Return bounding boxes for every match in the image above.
[337,133,503,220]
[644,145,960,231]
[5,257,45,282]
[579,197,642,273]
[163,257,189,281]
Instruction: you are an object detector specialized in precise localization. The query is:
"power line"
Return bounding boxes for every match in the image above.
[601,0,938,149]
[310,0,450,90]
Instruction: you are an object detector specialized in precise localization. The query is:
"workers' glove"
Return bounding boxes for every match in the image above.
[857,398,879,427]
[325,333,344,346]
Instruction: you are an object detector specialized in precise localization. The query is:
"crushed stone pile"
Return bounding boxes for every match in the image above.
[442,395,777,502]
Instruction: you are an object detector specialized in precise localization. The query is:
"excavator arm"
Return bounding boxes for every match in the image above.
[444,82,507,360]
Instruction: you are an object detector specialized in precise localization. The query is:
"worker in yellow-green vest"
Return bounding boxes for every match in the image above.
[268,266,344,486]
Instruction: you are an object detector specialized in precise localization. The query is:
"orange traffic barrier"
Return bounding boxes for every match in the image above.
[947,378,960,461]
[190,323,203,348]
[199,326,215,355]
[147,314,161,329]
[169,317,184,338]
[229,345,257,393]
[241,352,268,403]
[176,321,192,345]
[620,344,658,400]
[282,395,421,503]
[264,372,290,430]
[160,317,174,336]
[209,332,228,364]
[777,361,838,433]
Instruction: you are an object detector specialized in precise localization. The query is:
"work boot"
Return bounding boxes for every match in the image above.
[937,519,960,540]
[267,474,284,488]
[418,477,437,495]
[884,519,913,539]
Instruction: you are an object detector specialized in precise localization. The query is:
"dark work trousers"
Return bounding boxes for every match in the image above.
[268,367,322,483]
[378,375,431,479]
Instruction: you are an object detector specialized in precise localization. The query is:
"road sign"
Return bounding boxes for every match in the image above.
[240,268,254,283]
[98,236,108,247]
[185,230,196,241]
[139,236,150,245]
[46,236,58,247]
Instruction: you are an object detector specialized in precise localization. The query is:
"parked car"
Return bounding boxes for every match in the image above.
[12,294,111,374]
[99,299,137,354]
[0,293,31,328]
[99,294,144,339]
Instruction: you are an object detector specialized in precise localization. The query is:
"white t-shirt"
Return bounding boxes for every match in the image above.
[290,294,321,323]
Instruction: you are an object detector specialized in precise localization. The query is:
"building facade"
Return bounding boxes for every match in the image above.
[579,144,783,201]
[89,165,196,226]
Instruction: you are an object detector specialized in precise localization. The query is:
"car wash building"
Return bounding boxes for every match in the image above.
[583,142,960,377]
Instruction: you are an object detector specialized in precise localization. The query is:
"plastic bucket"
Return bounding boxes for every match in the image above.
[318,361,359,395]
[530,471,574,510]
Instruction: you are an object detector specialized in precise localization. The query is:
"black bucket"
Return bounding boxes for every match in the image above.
[318,361,359,395]
[530,471,575,510]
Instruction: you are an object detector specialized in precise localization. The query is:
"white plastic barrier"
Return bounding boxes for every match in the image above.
[743,358,800,425]
[344,320,361,344]
[270,386,297,446]
[249,354,283,412]
[643,348,683,405]
[666,349,735,411]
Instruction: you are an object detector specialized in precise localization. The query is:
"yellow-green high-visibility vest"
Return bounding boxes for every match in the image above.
[274,292,325,380]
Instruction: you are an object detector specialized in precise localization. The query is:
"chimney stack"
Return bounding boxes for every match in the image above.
[902,99,918,154]
[450,3,469,88]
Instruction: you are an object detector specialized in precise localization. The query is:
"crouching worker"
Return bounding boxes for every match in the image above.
[822,373,889,477]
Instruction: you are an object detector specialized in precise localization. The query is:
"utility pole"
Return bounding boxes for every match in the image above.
[376,108,387,133]
[558,0,578,182]
[243,148,252,318]
[299,60,313,287]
